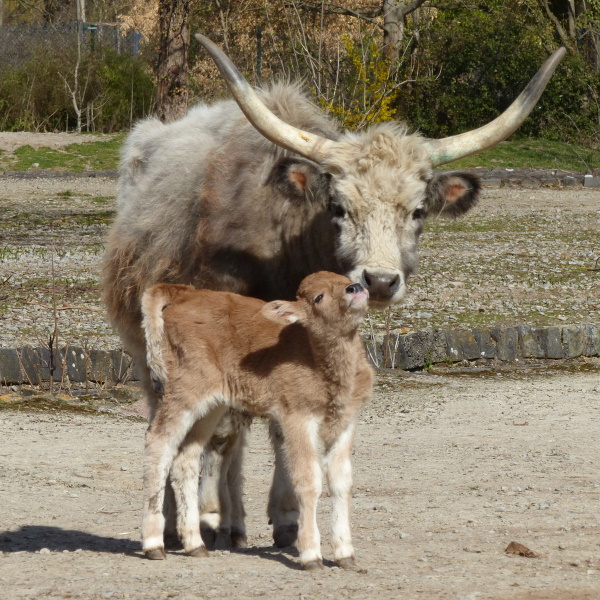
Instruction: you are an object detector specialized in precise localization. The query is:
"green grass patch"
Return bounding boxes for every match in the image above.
[447,138,600,172]
[1,135,598,173]
[2,135,124,172]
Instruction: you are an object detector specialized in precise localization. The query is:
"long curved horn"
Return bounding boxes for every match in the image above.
[424,47,566,167]
[196,34,334,163]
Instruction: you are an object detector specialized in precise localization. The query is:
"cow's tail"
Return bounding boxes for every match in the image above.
[141,285,171,398]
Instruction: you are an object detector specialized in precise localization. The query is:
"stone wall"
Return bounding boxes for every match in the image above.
[1,324,598,385]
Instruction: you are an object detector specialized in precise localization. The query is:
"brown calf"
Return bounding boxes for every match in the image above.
[140,271,373,569]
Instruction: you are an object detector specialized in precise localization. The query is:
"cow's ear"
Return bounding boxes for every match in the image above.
[266,157,328,201]
[424,172,481,218]
[261,300,304,325]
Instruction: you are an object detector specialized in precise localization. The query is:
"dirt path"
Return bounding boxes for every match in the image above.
[1,365,599,599]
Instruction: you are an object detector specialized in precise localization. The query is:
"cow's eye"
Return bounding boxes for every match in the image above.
[330,203,346,219]
[314,294,324,304]
[412,208,425,220]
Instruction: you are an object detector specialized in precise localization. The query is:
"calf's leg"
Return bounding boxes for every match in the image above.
[142,411,194,559]
[323,423,356,568]
[280,416,322,570]
[170,407,227,556]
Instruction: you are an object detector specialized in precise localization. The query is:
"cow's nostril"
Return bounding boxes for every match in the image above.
[362,270,371,288]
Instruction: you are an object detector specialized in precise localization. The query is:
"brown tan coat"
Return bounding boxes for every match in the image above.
[140,272,373,569]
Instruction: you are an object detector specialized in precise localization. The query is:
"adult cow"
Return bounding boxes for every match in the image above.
[102,35,565,552]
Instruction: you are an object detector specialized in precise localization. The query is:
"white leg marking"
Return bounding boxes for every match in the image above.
[324,423,356,562]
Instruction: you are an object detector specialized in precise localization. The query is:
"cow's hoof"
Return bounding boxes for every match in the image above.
[273,524,298,548]
[186,546,209,558]
[302,559,324,571]
[336,556,356,569]
[200,523,217,550]
[145,547,167,560]
[213,531,233,550]
[231,529,247,548]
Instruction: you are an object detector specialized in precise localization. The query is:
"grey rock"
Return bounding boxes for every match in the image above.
[491,328,518,362]
[482,178,502,188]
[539,176,560,187]
[111,349,134,382]
[0,348,23,385]
[584,175,600,188]
[518,325,545,358]
[562,325,584,359]
[394,331,427,370]
[473,328,495,359]
[87,349,114,384]
[445,330,463,362]
[583,324,599,357]
[64,347,87,382]
[428,329,449,364]
[535,327,564,359]
[456,330,481,360]
[19,346,63,385]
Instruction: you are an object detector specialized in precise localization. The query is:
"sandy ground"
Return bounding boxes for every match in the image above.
[1,365,600,599]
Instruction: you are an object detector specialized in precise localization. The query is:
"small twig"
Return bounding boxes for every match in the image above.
[588,257,600,272]
[15,349,36,388]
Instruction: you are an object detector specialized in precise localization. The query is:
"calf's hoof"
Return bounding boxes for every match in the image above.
[336,556,356,569]
[302,559,324,571]
[231,528,247,548]
[273,523,298,548]
[144,547,167,560]
[186,546,209,558]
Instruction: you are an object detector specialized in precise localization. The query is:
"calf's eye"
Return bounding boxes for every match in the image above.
[314,294,324,304]
[412,208,425,220]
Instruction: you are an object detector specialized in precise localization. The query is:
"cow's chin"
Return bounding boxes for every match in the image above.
[367,293,405,311]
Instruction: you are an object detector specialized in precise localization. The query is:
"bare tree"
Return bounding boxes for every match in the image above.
[156,0,191,122]
[537,0,599,69]
[292,1,426,61]
[382,0,426,59]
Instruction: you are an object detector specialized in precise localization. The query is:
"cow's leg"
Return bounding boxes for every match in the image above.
[142,405,199,560]
[199,410,247,549]
[226,423,247,548]
[170,407,227,557]
[280,416,322,570]
[212,419,247,549]
[267,420,299,548]
[198,444,225,549]
[323,423,356,568]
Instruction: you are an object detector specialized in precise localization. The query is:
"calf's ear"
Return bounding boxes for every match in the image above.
[424,172,481,218]
[265,157,329,202]
[261,300,304,325]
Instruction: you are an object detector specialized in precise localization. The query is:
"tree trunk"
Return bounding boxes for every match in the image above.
[382,0,427,62]
[383,0,403,60]
[156,0,190,123]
